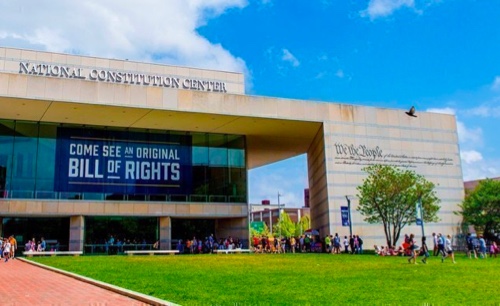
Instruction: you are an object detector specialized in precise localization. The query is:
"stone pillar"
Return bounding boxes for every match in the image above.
[159,216,171,250]
[69,216,84,252]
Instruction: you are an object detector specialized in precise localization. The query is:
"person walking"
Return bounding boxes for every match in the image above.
[489,241,498,258]
[432,233,439,256]
[333,233,341,254]
[324,235,331,253]
[437,233,445,257]
[3,238,11,262]
[420,236,430,264]
[349,235,355,254]
[407,234,419,264]
[290,236,296,254]
[357,235,364,254]
[466,233,477,259]
[8,235,17,259]
[442,234,456,263]
[478,235,487,259]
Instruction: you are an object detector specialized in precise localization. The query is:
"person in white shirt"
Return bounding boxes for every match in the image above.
[442,234,456,264]
[3,238,11,262]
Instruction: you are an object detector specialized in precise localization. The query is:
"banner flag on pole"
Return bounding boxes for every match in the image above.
[416,198,423,226]
[341,206,350,227]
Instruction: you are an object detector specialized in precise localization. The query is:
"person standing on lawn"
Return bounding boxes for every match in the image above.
[420,236,430,264]
[442,234,456,263]
[407,234,419,264]
[432,233,439,256]
[478,235,487,259]
[466,233,477,259]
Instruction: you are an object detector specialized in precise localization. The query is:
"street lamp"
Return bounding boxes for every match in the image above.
[345,195,353,237]
[278,192,282,239]
[416,196,425,237]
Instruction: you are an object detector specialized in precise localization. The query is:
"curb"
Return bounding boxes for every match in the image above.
[18,258,179,306]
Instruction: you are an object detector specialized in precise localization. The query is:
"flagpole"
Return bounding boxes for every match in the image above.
[418,197,425,238]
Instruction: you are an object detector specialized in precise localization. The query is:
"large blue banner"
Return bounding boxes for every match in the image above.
[341,206,350,227]
[54,127,192,194]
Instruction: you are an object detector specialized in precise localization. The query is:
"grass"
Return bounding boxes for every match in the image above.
[29,253,498,305]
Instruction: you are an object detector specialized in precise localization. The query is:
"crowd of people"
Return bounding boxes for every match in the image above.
[175,234,243,254]
[0,236,18,262]
[250,233,366,254]
[374,232,500,264]
[465,233,498,259]
[24,237,48,253]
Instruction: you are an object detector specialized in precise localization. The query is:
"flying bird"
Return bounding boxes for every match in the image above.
[405,106,417,117]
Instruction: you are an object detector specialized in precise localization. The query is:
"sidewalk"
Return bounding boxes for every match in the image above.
[0,257,173,305]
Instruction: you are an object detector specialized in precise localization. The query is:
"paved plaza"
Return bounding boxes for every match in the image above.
[0,257,172,305]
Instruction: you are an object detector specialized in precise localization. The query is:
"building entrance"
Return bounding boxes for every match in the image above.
[2,217,70,253]
[171,218,215,251]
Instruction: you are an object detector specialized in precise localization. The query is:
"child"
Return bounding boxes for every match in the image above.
[490,241,498,258]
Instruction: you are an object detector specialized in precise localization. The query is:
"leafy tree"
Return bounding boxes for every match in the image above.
[295,215,310,237]
[458,178,500,242]
[356,164,440,247]
[273,211,296,238]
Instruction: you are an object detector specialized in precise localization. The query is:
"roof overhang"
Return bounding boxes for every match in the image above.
[0,96,322,169]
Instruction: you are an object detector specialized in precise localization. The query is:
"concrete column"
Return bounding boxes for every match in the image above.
[159,216,171,250]
[69,216,84,252]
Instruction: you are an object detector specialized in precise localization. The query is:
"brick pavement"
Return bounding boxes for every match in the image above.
[0,257,171,306]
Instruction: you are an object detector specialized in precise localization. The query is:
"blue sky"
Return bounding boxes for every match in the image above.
[1,0,499,207]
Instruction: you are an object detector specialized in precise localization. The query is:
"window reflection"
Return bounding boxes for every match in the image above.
[0,120,247,203]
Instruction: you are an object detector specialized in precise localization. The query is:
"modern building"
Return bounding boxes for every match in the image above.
[0,47,464,252]
[464,177,500,192]
[250,204,310,230]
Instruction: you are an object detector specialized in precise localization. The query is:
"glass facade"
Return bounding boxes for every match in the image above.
[0,120,247,203]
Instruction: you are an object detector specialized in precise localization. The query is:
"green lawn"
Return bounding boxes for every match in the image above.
[29,253,498,305]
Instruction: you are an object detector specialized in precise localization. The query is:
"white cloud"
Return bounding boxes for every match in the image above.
[0,0,248,73]
[491,76,500,90]
[335,69,345,78]
[282,49,300,67]
[360,0,415,20]
[426,107,456,115]
[467,105,500,118]
[460,150,483,164]
[456,121,483,147]
[461,159,500,181]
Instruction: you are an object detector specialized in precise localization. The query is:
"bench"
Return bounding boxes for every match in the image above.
[216,248,251,254]
[124,250,179,256]
[23,251,83,257]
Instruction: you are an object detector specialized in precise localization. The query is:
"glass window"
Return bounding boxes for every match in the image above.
[0,120,15,198]
[35,123,57,199]
[11,122,38,198]
[0,120,247,203]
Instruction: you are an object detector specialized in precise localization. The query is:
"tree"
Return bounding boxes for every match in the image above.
[273,210,296,238]
[295,215,310,237]
[356,164,440,247]
[458,178,500,242]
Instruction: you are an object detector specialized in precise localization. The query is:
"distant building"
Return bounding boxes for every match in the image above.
[464,177,500,192]
[250,205,310,231]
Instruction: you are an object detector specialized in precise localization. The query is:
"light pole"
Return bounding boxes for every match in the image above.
[416,196,425,238]
[345,195,353,237]
[278,192,282,239]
